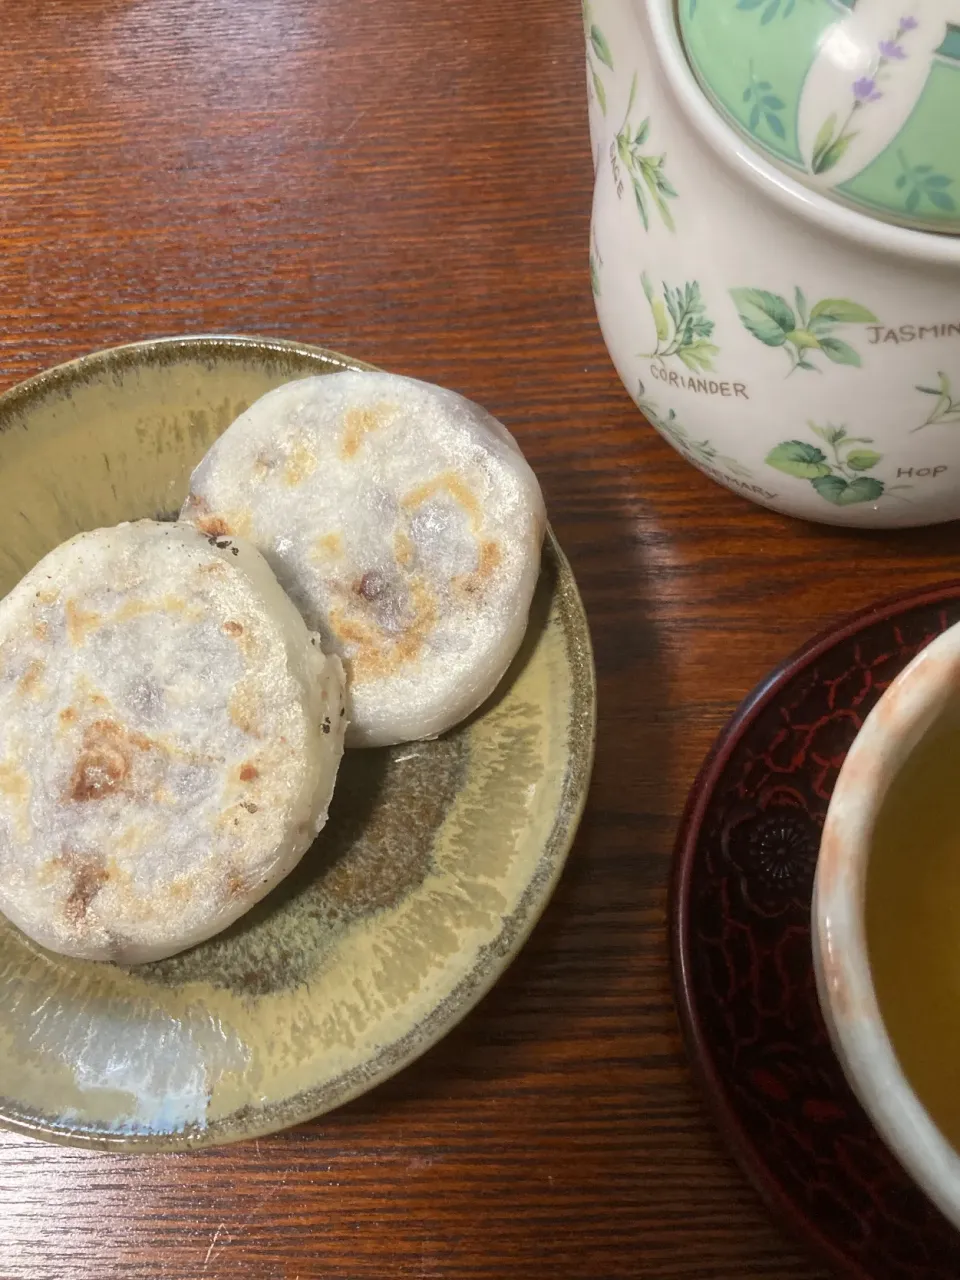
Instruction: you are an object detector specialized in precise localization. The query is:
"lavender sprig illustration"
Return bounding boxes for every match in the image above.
[811,14,918,176]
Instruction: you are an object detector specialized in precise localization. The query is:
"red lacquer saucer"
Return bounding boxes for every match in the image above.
[671,582,960,1279]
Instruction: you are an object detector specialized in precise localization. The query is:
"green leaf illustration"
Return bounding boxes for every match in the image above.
[730,288,795,347]
[765,441,831,478]
[651,297,670,343]
[664,285,681,329]
[810,474,849,503]
[896,151,956,216]
[644,169,676,232]
[811,474,884,505]
[591,68,607,115]
[794,287,808,327]
[812,131,856,175]
[844,478,886,504]
[590,25,614,69]
[809,422,846,444]
[768,420,894,505]
[785,328,820,350]
[809,298,878,324]
[633,183,650,230]
[676,340,718,372]
[845,449,882,472]
[616,91,677,234]
[811,114,836,171]
[819,336,861,367]
[639,277,718,369]
[911,371,960,431]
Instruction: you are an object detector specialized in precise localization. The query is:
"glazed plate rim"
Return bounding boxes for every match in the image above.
[0,333,598,1152]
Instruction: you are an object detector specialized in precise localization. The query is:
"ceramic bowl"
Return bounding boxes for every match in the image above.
[0,335,596,1150]
[678,0,960,234]
[814,618,960,1232]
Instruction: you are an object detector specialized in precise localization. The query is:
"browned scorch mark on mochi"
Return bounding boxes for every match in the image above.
[55,850,110,924]
[223,620,244,637]
[229,685,262,738]
[17,658,45,697]
[454,539,502,598]
[394,530,414,567]
[182,493,237,539]
[65,598,101,646]
[312,532,342,561]
[0,760,29,806]
[283,439,317,486]
[341,403,393,459]
[199,515,233,538]
[226,870,251,900]
[69,719,153,802]
[402,471,482,531]
[239,763,259,782]
[331,577,438,683]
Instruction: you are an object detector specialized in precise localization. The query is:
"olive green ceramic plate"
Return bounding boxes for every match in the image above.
[0,335,595,1151]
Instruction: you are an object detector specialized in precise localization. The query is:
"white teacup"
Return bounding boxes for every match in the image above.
[815,620,960,1231]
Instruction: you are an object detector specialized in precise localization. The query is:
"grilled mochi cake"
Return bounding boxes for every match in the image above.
[180,371,546,748]
[0,520,345,963]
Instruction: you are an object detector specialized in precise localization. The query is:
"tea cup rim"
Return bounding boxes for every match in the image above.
[816,621,960,1230]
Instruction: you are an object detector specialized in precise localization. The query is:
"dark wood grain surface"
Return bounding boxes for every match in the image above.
[0,1,954,1276]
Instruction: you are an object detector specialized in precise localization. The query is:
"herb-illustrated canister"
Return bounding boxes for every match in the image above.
[586,0,960,526]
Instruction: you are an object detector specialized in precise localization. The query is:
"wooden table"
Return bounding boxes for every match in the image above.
[1,1,954,1276]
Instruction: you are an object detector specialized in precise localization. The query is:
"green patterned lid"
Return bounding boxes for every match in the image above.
[678,0,960,234]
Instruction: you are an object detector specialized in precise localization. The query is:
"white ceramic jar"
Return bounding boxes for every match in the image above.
[586,0,960,526]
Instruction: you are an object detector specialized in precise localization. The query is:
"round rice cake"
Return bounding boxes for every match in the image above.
[180,371,546,747]
[0,520,346,964]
